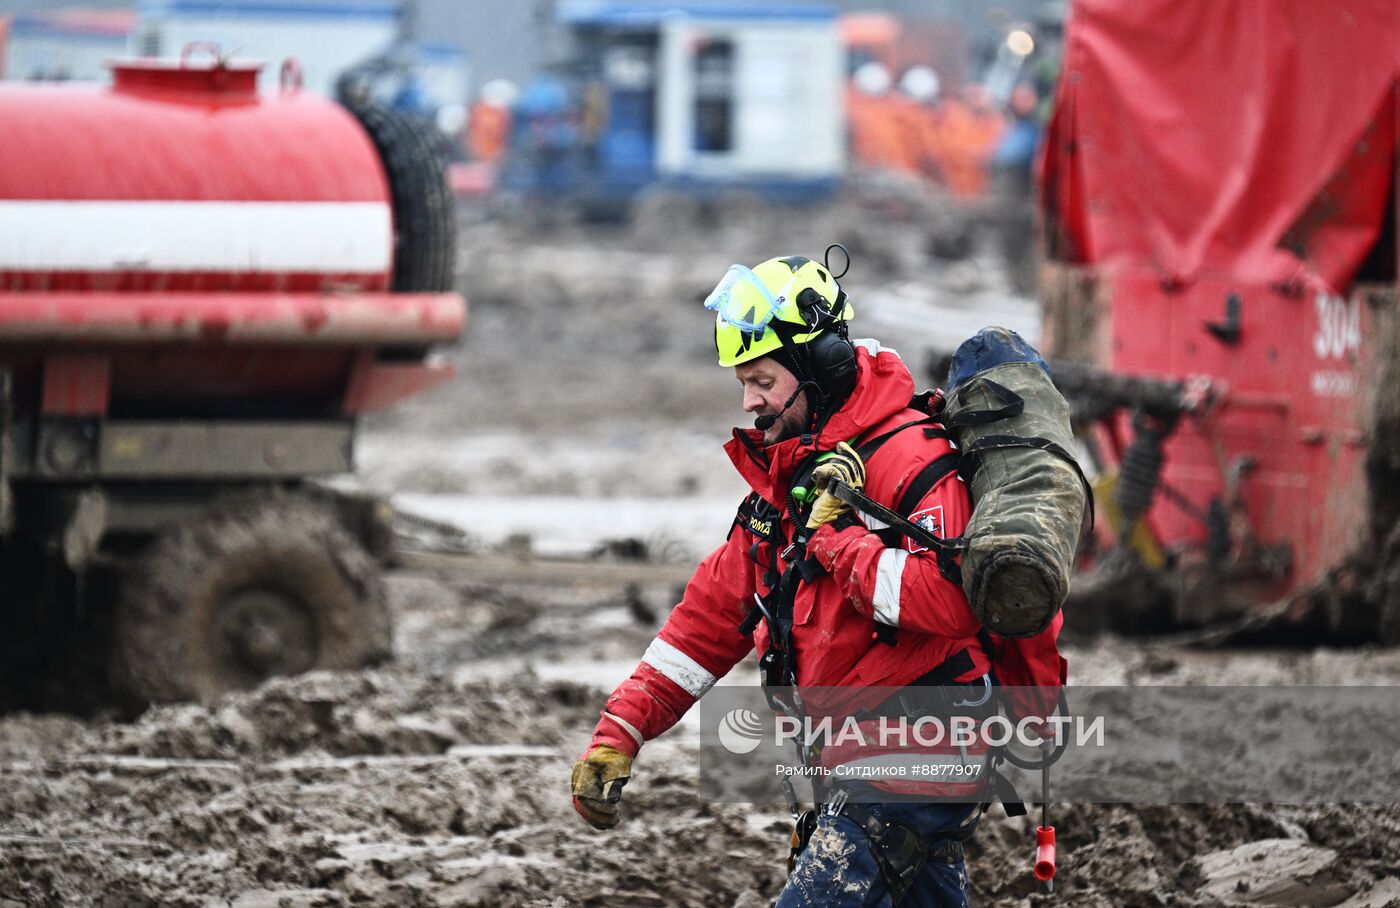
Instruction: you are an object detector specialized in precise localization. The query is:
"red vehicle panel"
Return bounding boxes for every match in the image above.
[1041,0,1400,620]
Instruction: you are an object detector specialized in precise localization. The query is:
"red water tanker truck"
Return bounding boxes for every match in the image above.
[1032,0,1400,640]
[0,54,464,707]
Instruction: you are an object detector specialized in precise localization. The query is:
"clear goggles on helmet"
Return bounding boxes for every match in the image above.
[703,264,798,335]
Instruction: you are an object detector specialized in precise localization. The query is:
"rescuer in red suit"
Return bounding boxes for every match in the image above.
[570,255,989,906]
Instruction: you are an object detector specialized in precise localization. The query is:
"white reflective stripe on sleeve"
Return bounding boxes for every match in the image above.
[602,711,644,748]
[857,510,889,532]
[641,636,719,698]
[873,547,908,627]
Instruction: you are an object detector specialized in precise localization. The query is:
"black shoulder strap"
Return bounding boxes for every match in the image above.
[959,434,1096,532]
[852,417,940,461]
[873,451,961,549]
[944,379,1025,428]
[895,452,961,518]
[727,491,763,541]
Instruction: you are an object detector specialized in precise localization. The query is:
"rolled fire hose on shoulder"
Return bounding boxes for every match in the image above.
[942,328,1090,639]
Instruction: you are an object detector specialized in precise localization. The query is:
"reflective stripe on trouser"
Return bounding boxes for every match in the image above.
[776,802,977,908]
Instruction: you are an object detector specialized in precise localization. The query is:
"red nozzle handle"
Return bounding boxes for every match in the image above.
[1034,826,1056,881]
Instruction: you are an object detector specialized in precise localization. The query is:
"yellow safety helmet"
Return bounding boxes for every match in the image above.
[706,255,854,368]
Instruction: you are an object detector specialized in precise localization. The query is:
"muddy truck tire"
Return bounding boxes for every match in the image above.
[114,495,391,704]
[344,99,457,293]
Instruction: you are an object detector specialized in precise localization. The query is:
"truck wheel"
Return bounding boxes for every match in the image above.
[344,99,457,293]
[114,496,391,704]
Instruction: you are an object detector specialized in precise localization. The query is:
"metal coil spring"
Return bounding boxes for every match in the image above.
[1117,414,1168,527]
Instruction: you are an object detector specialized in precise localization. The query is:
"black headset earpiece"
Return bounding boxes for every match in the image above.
[795,287,832,322]
[792,288,856,401]
[806,330,857,400]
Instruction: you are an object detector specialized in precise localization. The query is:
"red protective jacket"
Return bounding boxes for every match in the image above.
[586,342,989,758]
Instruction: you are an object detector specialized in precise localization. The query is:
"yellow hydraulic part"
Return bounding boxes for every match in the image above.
[1093,472,1166,570]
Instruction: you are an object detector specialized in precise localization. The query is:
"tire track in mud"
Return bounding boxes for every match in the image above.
[8,224,1400,906]
[0,566,786,908]
[6,561,1400,906]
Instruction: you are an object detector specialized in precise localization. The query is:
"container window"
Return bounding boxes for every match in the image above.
[694,39,733,153]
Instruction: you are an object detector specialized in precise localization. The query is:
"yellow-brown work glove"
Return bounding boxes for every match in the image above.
[806,441,866,530]
[570,744,633,830]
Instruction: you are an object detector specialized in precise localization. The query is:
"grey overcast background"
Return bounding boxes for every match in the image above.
[0,0,1045,87]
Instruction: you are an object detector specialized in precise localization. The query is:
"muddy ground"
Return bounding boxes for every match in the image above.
[4,216,1400,906]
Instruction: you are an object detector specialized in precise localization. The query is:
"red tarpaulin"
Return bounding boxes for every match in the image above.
[1043,0,1400,294]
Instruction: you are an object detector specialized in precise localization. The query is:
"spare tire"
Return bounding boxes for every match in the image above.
[114,494,391,704]
[344,99,457,293]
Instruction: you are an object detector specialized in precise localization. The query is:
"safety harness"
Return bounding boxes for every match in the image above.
[733,398,959,694]
[730,390,1068,902]
[784,660,1008,905]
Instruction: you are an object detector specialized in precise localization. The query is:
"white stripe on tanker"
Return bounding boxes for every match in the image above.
[0,200,392,273]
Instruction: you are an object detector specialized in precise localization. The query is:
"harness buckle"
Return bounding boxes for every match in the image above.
[752,593,774,626]
[824,787,849,818]
[952,673,994,708]
[782,777,800,819]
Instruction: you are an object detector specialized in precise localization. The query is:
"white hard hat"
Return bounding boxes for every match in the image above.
[436,103,467,135]
[479,78,519,108]
[899,66,940,103]
[852,61,892,96]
